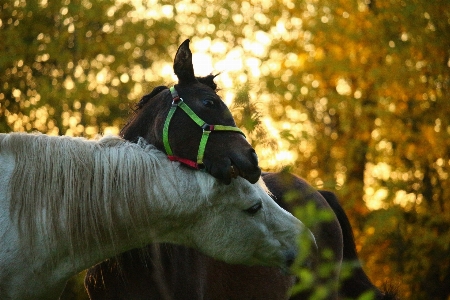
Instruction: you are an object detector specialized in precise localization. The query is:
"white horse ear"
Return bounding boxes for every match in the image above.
[173,39,197,85]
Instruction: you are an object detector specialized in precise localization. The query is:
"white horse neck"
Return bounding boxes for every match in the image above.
[0,133,214,299]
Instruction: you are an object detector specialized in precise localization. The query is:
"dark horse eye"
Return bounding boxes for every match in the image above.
[244,202,262,215]
[202,99,214,107]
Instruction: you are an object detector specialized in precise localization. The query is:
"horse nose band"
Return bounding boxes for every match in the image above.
[163,86,246,169]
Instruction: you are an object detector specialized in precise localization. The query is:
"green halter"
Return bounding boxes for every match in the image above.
[163,86,245,169]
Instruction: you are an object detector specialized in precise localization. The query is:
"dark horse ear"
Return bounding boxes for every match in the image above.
[174,39,197,85]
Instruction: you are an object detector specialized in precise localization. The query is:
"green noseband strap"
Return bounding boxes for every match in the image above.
[163,86,245,169]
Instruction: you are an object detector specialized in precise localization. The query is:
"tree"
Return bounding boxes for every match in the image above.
[0,0,176,136]
[259,0,450,298]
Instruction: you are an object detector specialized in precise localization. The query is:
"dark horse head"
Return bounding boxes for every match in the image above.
[121,39,261,184]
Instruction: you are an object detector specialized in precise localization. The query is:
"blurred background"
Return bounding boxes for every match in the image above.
[1,0,449,299]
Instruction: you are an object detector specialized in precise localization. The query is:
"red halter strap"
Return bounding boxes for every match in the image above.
[166,155,200,169]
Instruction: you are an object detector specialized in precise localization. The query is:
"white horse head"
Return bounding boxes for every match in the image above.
[0,133,307,299]
[184,176,300,267]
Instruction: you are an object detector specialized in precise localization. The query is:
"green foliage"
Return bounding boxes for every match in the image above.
[231,84,274,148]
[356,290,376,300]
[363,206,450,298]
[290,202,341,299]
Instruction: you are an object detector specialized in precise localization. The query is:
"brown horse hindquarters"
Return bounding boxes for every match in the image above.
[318,191,390,300]
[263,174,395,300]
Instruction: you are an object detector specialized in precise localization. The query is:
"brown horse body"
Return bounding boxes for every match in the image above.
[84,40,396,300]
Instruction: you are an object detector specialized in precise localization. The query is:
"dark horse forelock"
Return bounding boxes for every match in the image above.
[135,86,168,111]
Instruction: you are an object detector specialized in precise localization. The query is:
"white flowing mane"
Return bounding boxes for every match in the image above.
[1,133,215,256]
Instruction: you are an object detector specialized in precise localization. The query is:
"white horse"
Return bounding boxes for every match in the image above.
[0,133,307,299]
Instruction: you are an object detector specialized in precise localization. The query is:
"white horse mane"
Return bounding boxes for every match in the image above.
[1,133,215,257]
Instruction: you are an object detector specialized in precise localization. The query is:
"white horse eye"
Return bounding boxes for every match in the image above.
[244,202,262,215]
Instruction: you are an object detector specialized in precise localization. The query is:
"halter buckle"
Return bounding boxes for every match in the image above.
[171,97,183,106]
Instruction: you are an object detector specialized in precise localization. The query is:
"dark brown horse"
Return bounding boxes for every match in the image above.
[84,40,397,299]
[118,39,260,185]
